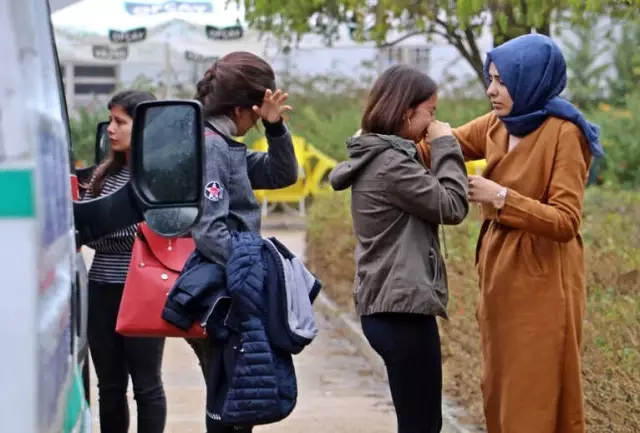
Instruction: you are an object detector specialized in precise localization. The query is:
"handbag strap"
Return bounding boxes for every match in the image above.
[135,224,147,243]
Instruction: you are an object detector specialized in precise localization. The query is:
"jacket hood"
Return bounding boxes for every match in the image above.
[329,134,417,191]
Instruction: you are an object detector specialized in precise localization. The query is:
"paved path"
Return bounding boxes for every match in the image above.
[85,229,396,432]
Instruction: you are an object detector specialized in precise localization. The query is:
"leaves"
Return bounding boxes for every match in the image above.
[607,20,640,106]
[588,90,640,188]
[241,0,637,88]
[70,104,109,165]
[562,16,610,109]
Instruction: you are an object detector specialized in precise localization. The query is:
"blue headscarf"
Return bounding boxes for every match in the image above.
[484,33,604,157]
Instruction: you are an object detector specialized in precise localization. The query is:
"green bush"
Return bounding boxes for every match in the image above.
[306,189,640,432]
[606,20,640,108]
[561,16,640,189]
[584,91,640,188]
[306,191,356,309]
[70,105,109,166]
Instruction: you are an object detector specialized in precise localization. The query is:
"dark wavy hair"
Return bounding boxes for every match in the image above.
[194,51,276,119]
[90,89,156,197]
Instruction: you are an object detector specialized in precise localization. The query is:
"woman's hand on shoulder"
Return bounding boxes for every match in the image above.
[253,89,293,123]
[427,120,453,141]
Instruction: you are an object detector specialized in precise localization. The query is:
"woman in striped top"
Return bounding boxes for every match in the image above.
[83,90,167,433]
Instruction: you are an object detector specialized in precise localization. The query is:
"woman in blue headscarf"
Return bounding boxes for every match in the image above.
[442,34,600,433]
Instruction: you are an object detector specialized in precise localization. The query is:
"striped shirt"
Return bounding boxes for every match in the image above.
[83,166,137,283]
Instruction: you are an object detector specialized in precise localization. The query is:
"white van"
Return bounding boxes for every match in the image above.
[0,1,206,431]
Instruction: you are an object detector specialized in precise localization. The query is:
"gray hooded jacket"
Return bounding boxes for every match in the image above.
[330,133,468,318]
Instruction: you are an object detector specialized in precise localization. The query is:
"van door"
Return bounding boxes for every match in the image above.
[0,0,90,431]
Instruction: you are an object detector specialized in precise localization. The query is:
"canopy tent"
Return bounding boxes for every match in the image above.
[52,0,268,50]
[52,0,272,99]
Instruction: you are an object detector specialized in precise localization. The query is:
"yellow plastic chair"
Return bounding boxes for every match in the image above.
[304,144,337,197]
[252,136,311,216]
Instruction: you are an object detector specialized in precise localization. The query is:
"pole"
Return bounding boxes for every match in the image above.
[164,42,172,98]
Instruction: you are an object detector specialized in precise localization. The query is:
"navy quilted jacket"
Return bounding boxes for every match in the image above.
[206,231,297,429]
[164,231,319,430]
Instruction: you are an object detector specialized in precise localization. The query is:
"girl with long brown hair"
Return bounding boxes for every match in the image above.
[83,89,168,433]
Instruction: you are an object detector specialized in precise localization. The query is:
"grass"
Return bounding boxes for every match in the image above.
[306,187,639,432]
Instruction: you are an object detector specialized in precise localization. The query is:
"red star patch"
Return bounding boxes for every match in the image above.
[204,180,224,201]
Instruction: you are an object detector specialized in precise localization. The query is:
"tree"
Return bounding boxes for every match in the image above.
[241,0,639,88]
[607,20,640,106]
[561,15,610,110]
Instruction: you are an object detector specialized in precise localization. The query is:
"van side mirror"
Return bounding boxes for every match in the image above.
[130,100,204,237]
[95,120,110,165]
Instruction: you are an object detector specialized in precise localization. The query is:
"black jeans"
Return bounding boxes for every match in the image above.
[186,338,253,433]
[361,313,443,433]
[88,281,167,433]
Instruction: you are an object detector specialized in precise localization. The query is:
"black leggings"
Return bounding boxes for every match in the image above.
[361,313,443,433]
[88,281,167,433]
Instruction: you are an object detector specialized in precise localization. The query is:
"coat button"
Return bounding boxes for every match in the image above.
[138,263,145,268]
[161,273,168,280]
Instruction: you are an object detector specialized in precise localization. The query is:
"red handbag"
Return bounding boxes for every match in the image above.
[116,223,207,338]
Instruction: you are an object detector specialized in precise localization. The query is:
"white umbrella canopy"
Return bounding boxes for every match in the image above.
[51,0,270,58]
[52,0,273,100]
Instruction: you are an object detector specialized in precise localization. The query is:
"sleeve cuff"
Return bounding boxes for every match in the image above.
[504,188,526,210]
[497,188,530,223]
[262,118,287,137]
